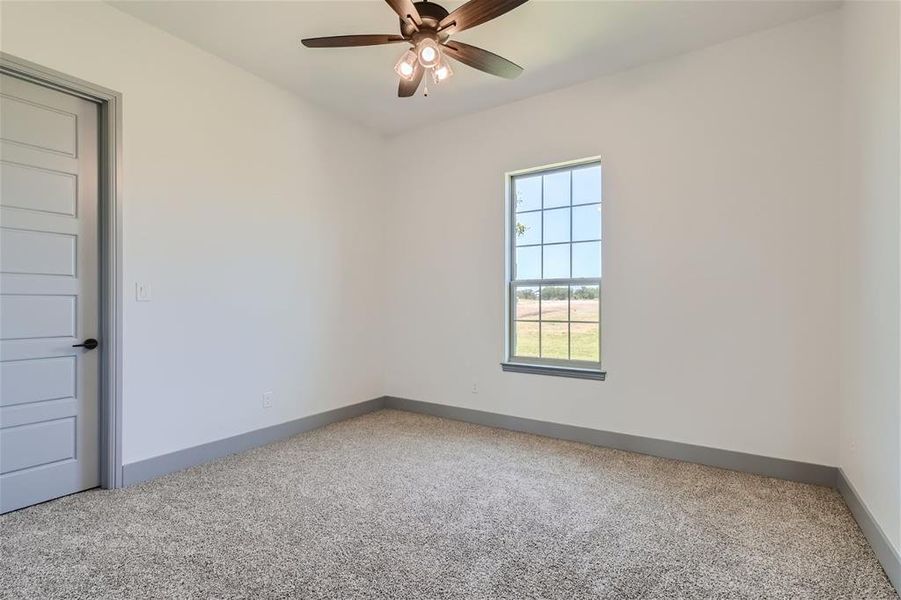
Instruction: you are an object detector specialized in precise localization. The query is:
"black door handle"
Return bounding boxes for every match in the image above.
[72,338,99,350]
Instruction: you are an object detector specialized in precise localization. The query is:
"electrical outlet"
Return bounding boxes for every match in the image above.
[471,383,478,394]
[262,391,273,408]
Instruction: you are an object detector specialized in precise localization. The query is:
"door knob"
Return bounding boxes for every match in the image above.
[72,338,99,350]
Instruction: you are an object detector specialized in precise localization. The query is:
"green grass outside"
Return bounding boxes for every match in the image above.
[515,321,600,362]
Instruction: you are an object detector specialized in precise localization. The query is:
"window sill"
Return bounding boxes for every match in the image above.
[500,362,606,381]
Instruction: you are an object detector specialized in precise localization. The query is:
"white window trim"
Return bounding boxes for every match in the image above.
[503,156,606,381]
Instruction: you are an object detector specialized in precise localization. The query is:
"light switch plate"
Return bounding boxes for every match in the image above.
[136,282,152,302]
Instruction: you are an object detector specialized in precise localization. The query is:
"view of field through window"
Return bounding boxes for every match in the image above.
[510,162,602,365]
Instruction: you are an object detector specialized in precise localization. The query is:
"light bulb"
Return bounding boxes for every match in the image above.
[431,60,454,84]
[394,49,418,81]
[417,39,440,68]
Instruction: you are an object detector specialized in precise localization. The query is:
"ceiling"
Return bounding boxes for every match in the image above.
[111,0,839,136]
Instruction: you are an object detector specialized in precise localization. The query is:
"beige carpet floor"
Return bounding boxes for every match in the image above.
[0,409,896,599]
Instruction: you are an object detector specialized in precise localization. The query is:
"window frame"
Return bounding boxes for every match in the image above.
[503,157,606,380]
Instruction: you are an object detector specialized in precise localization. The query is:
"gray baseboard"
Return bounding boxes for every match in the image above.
[837,468,901,592]
[122,397,386,486]
[383,396,837,487]
[123,395,836,489]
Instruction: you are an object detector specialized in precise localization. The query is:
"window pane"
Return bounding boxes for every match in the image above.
[514,286,539,320]
[572,241,601,278]
[509,162,603,368]
[570,323,599,362]
[515,246,541,280]
[541,322,569,359]
[514,175,541,212]
[542,171,569,208]
[540,286,568,321]
[514,321,539,357]
[570,286,599,322]
[514,211,541,246]
[542,244,570,278]
[572,165,601,205]
[572,203,601,242]
[543,207,570,244]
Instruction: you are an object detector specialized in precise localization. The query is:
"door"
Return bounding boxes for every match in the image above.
[0,73,100,513]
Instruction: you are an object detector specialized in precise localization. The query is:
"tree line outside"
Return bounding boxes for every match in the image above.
[515,286,599,301]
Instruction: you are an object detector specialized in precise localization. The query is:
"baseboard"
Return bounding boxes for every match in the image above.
[122,395,836,488]
[122,397,386,486]
[383,396,837,487]
[837,468,901,591]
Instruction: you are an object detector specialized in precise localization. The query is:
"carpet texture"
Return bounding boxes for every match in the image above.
[0,409,896,599]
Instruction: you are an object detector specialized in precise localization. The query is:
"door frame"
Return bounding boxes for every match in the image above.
[1,52,125,489]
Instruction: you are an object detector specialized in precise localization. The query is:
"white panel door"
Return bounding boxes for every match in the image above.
[0,73,100,513]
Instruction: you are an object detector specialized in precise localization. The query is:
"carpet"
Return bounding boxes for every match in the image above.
[0,409,896,599]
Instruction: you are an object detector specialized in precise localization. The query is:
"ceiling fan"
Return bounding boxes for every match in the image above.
[301,0,529,97]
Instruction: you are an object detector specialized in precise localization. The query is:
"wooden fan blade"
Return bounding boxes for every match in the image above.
[398,66,424,97]
[438,0,528,35]
[385,0,422,26]
[301,34,407,48]
[443,41,523,79]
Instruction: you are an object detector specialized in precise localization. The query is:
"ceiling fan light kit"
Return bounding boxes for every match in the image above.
[394,49,418,80]
[301,0,528,97]
[416,38,441,68]
[432,60,454,84]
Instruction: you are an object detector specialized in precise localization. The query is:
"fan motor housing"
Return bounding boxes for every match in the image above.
[401,1,450,37]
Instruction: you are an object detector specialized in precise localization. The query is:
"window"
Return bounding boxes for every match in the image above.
[503,160,605,380]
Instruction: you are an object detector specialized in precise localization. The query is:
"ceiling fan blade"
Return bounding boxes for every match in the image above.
[398,66,424,97]
[443,41,523,79]
[438,0,528,35]
[301,34,407,48]
[385,0,423,26]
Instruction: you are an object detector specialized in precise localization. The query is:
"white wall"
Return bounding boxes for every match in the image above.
[2,5,896,545]
[382,12,843,466]
[0,1,388,464]
[838,1,901,552]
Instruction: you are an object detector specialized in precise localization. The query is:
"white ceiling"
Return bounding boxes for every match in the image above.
[111,0,839,136]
